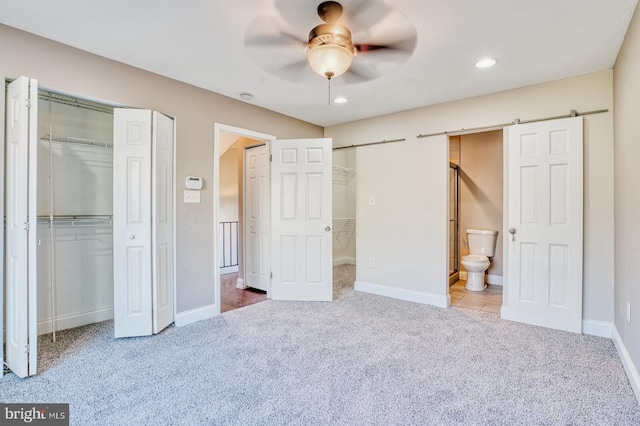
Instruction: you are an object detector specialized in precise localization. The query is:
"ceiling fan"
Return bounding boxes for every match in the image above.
[245,0,417,84]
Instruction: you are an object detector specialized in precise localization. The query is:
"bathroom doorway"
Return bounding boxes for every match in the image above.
[448,131,504,313]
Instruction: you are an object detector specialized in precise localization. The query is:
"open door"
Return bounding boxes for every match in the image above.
[244,144,270,292]
[503,117,583,333]
[113,109,174,338]
[271,138,333,301]
[5,76,38,377]
[152,112,175,334]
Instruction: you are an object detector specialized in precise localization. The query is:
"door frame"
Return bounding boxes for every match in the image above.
[213,123,275,313]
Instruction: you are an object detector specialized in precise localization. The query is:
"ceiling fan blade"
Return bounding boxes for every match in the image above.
[343,0,393,30]
[244,14,306,48]
[342,61,379,84]
[274,59,311,82]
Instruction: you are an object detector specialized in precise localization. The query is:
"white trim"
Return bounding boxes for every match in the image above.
[613,325,640,405]
[220,265,239,274]
[458,271,503,285]
[582,319,613,338]
[174,304,218,327]
[333,256,356,266]
[37,308,113,336]
[213,123,275,318]
[487,274,503,285]
[355,281,448,308]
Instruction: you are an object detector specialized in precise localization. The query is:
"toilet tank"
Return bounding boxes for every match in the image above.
[467,229,499,257]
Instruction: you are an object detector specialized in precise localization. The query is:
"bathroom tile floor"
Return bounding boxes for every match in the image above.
[450,280,503,313]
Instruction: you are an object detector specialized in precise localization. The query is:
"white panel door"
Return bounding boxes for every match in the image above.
[152,112,174,334]
[113,109,153,338]
[244,144,270,292]
[6,76,38,377]
[271,138,333,301]
[504,117,583,333]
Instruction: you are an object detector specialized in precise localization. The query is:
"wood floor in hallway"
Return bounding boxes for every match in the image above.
[221,272,268,313]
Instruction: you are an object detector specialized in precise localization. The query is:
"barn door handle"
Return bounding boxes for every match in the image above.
[509,228,517,241]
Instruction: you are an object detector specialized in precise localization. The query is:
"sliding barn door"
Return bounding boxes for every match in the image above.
[271,138,333,301]
[152,112,174,334]
[503,117,583,333]
[5,76,38,377]
[113,109,175,338]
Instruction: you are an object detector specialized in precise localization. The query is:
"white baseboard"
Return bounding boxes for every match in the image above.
[612,325,640,406]
[458,271,502,286]
[355,281,448,308]
[220,265,238,274]
[175,304,219,327]
[37,308,113,336]
[582,319,613,338]
[333,256,356,266]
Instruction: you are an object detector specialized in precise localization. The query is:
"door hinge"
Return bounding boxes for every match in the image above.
[270,154,272,162]
[270,272,273,279]
[24,221,29,231]
[25,344,30,354]
[26,99,33,109]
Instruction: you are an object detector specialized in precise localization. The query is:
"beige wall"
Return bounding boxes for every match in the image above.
[614,2,640,397]
[0,24,323,314]
[219,146,239,223]
[326,70,615,324]
[458,130,503,279]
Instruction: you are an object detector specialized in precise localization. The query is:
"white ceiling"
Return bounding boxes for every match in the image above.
[1,0,637,127]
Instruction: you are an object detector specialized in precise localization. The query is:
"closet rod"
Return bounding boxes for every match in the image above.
[332,138,406,151]
[41,134,113,148]
[416,108,609,139]
[37,90,115,115]
[37,215,113,222]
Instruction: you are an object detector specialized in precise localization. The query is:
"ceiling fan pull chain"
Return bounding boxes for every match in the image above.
[328,78,331,106]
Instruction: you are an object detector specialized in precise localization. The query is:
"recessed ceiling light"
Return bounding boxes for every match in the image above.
[475,58,498,69]
[240,92,254,101]
[333,96,348,104]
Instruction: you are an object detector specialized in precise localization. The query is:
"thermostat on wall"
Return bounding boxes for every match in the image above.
[185,176,203,190]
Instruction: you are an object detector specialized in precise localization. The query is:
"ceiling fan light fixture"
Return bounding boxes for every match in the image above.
[307,43,354,79]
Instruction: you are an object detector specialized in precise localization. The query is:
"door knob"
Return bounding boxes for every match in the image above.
[325,226,331,232]
[130,235,136,240]
[509,228,517,241]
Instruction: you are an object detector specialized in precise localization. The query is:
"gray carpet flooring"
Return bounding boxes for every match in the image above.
[2,264,639,425]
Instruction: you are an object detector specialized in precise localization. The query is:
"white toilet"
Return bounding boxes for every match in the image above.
[461,229,499,292]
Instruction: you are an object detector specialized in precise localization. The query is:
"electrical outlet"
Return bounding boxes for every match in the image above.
[369,257,375,268]
[628,302,632,323]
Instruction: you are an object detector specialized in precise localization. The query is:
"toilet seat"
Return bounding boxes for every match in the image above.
[461,254,490,269]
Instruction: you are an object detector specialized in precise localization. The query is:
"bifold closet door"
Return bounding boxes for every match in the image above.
[113,109,174,338]
[5,76,38,378]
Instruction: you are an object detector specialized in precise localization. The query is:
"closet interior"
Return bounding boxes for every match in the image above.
[36,90,115,340]
[332,148,356,266]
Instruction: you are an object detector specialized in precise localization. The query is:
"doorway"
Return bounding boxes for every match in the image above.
[214,124,274,313]
[447,131,504,313]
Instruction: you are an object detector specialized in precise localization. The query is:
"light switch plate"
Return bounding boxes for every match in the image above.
[184,190,201,204]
